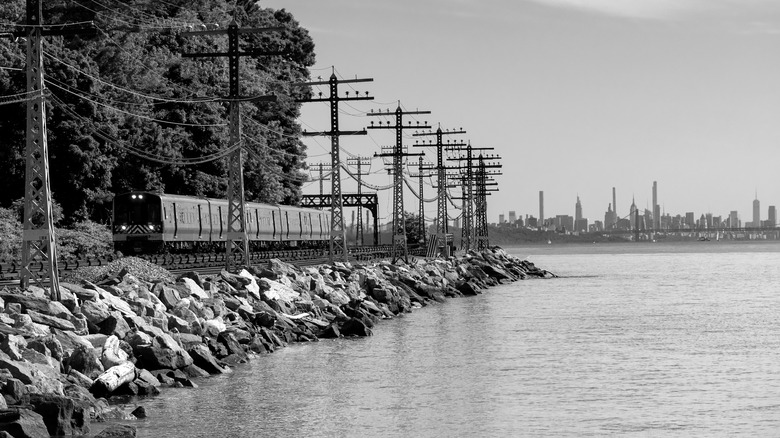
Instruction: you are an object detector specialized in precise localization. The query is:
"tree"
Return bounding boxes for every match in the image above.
[0,0,314,224]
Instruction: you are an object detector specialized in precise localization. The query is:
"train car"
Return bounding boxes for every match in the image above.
[113,191,329,253]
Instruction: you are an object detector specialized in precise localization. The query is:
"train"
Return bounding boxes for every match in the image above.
[112,191,330,254]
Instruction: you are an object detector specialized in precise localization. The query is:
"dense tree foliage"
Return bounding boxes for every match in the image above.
[0,0,314,224]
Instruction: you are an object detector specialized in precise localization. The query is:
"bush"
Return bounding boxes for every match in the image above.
[56,221,114,259]
[0,207,21,261]
[0,209,112,260]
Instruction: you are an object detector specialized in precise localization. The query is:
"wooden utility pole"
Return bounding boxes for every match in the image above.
[182,20,278,271]
[295,70,373,261]
[368,104,430,263]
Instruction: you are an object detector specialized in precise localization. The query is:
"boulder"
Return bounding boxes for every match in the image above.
[91,362,136,397]
[97,312,132,339]
[80,300,111,327]
[0,408,50,438]
[341,318,373,337]
[60,282,99,301]
[94,424,137,438]
[26,310,76,331]
[29,394,90,437]
[67,345,105,380]
[154,284,182,310]
[1,378,27,406]
[178,277,209,300]
[100,335,129,369]
[187,345,229,375]
[0,335,26,361]
[135,335,193,370]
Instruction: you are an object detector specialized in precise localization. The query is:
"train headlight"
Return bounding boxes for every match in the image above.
[138,194,144,199]
[121,225,127,230]
[131,195,137,200]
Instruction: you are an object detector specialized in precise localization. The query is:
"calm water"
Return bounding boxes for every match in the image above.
[118,241,780,437]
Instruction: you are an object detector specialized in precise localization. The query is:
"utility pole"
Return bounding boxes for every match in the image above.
[310,163,331,196]
[17,1,93,299]
[368,104,430,263]
[473,154,502,250]
[346,156,371,245]
[447,142,493,253]
[413,125,466,256]
[408,157,434,247]
[295,70,373,261]
[183,20,279,271]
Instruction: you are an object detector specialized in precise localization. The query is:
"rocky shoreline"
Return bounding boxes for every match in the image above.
[0,248,554,437]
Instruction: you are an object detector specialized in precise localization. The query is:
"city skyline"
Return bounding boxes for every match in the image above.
[497,182,777,228]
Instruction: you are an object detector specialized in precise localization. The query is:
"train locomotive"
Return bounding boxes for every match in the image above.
[112,191,330,254]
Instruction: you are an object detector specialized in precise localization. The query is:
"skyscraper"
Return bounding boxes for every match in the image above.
[769,206,777,228]
[753,193,760,228]
[508,211,517,225]
[612,187,617,226]
[652,181,660,230]
[539,191,544,228]
[575,195,582,222]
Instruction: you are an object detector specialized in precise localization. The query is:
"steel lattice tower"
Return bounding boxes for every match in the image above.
[368,105,430,262]
[296,71,373,261]
[413,127,465,256]
[183,21,279,270]
[474,155,489,250]
[347,156,371,245]
[20,0,59,298]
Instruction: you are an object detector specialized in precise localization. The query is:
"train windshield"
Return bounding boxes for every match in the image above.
[114,194,161,225]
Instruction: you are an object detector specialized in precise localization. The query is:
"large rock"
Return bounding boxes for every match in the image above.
[153,284,182,310]
[0,335,26,361]
[187,345,229,375]
[68,345,105,380]
[0,408,50,438]
[340,318,373,337]
[135,335,193,370]
[100,335,129,369]
[94,423,137,438]
[178,277,209,300]
[80,300,111,327]
[60,282,99,301]
[91,362,137,397]
[26,310,76,331]
[29,394,90,437]
[97,312,132,339]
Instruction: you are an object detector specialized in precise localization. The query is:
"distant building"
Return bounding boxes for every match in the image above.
[575,196,583,222]
[508,211,517,225]
[729,211,739,228]
[555,215,574,232]
[705,213,713,229]
[539,191,544,229]
[685,212,695,228]
[629,197,638,229]
[605,204,616,230]
[769,206,777,228]
[712,215,722,228]
[753,195,760,228]
[526,216,538,228]
[591,220,604,232]
[498,214,505,224]
[652,181,660,230]
[575,218,588,233]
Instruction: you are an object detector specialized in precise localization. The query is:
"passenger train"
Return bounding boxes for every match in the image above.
[112,192,330,254]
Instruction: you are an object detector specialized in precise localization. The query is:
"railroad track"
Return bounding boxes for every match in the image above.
[0,245,416,286]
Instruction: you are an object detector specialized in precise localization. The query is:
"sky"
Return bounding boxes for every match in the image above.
[262,0,780,225]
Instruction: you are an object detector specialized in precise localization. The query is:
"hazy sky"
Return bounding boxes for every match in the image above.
[262,0,780,224]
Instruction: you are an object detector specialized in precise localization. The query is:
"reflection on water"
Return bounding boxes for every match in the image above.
[123,242,780,437]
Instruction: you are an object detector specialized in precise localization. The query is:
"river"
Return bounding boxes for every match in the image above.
[110,241,780,437]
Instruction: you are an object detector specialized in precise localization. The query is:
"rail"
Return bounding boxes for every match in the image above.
[0,245,400,283]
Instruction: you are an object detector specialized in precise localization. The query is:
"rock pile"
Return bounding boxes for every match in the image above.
[0,248,553,437]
